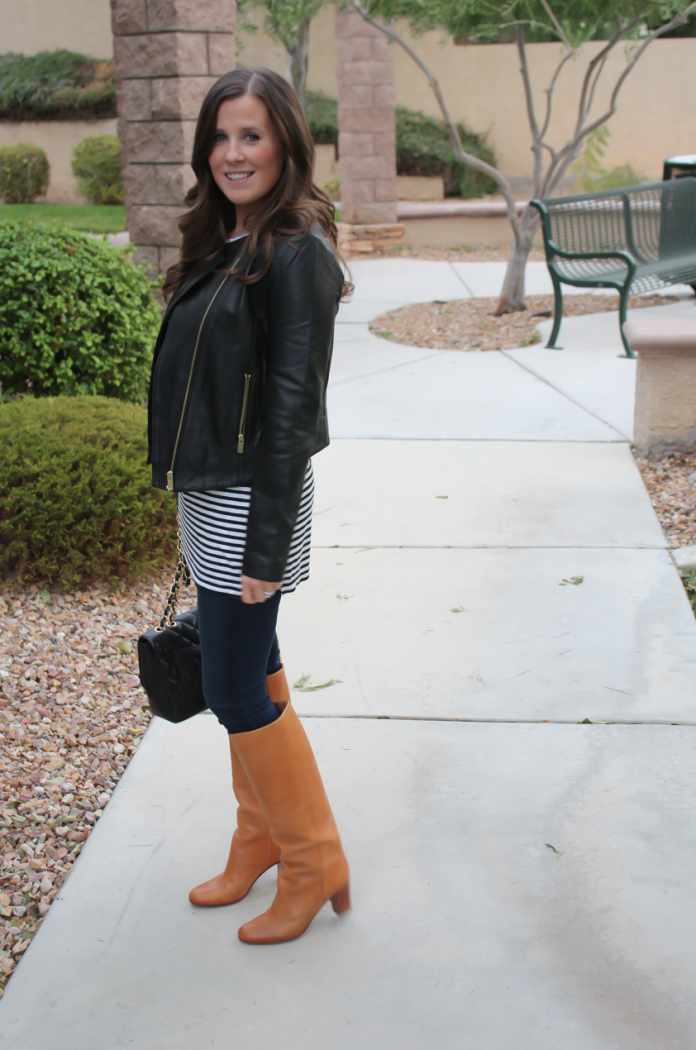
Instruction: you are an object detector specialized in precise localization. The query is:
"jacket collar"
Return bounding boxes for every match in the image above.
[162,248,226,321]
[161,236,256,319]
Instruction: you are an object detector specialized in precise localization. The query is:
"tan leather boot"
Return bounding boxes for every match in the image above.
[188,667,290,908]
[188,736,281,906]
[233,704,350,944]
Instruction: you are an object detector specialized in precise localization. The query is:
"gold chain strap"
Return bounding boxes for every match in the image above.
[156,533,192,632]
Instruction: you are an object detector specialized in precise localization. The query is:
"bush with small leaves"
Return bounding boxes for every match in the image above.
[0,396,176,589]
[0,50,116,121]
[72,135,124,205]
[304,92,497,199]
[0,220,161,402]
[0,142,50,203]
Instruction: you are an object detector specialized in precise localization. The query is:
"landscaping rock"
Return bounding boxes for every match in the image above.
[0,569,184,998]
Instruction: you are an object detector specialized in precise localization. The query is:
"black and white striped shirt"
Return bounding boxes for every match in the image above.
[178,462,314,597]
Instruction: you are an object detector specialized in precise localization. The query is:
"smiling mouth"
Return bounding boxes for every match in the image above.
[225,171,254,183]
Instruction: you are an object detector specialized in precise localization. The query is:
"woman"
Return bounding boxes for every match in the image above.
[148,67,350,944]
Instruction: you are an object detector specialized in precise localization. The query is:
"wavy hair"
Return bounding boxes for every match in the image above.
[162,67,351,301]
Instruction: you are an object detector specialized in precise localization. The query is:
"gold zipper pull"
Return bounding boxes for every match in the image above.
[237,434,245,454]
[166,470,173,491]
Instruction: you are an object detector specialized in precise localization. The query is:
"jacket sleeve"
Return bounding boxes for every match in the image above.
[242,233,341,581]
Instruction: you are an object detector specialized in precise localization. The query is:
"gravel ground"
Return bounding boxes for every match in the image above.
[369,293,679,352]
[634,452,696,550]
[349,245,548,263]
[0,570,186,997]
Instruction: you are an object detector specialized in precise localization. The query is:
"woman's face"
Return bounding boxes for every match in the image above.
[208,94,284,225]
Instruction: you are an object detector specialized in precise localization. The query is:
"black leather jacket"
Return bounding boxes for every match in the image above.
[148,230,344,582]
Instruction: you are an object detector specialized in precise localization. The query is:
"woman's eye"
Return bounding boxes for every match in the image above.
[214,132,226,142]
[245,133,260,143]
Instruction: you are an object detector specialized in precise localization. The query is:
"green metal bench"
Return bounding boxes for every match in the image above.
[530,178,696,358]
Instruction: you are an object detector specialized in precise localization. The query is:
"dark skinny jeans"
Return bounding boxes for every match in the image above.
[196,585,282,735]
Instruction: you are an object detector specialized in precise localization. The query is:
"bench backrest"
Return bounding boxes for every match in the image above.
[533,178,696,263]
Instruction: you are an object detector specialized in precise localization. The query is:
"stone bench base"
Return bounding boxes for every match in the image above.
[625,318,696,455]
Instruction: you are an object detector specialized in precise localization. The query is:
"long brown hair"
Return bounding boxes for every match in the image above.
[162,67,350,300]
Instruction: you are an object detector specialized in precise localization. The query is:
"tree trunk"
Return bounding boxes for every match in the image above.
[286,19,310,109]
[495,206,540,315]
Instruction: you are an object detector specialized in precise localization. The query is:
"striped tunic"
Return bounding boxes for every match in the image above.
[178,462,314,597]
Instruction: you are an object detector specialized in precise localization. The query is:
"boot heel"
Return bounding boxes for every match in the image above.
[331,883,351,915]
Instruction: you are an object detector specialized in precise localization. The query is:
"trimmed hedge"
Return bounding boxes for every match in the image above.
[0,50,116,121]
[0,143,50,203]
[305,90,340,147]
[395,106,497,199]
[72,135,124,205]
[305,91,497,198]
[0,221,161,402]
[0,396,176,589]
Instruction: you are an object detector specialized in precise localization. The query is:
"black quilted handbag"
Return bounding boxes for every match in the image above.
[137,537,207,723]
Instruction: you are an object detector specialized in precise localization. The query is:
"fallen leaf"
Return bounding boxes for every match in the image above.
[296,678,343,692]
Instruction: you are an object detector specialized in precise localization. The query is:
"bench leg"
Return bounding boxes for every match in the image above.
[618,285,636,359]
[546,276,563,349]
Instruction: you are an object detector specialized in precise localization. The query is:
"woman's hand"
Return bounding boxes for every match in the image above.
[241,576,281,604]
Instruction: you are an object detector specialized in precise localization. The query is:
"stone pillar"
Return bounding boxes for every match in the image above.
[335,8,404,257]
[626,318,696,455]
[111,0,236,276]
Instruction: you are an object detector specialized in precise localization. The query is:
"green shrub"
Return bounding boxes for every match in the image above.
[395,107,497,198]
[72,136,124,205]
[0,50,116,121]
[0,221,161,402]
[572,125,644,192]
[683,572,696,617]
[0,396,176,588]
[305,91,497,199]
[305,90,339,147]
[0,143,50,203]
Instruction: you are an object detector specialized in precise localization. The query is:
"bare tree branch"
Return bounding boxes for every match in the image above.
[345,0,523,241]
[539,48,574,142]
[538,0,573,50]
[584,52,607,120]
[575,19,628,133]
[567,0,696,163]
[515,26,544,195]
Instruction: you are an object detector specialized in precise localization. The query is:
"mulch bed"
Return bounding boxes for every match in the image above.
[634,452,696,551]
[0,571,185,996]
[369,293,679,352]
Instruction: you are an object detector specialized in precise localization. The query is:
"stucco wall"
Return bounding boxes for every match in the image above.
[0,119,118,202]
[5,2,696,192]
[0,0,114,57]
[237,8,696,184]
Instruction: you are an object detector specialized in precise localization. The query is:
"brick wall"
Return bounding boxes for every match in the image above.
[336,8,397,226]
[111,0,236,274]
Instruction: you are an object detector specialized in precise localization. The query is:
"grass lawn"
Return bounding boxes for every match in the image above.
[0,203,126,234]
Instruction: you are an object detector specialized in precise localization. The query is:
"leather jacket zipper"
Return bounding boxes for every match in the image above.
[166,274,229,491]
[237,373,251,453]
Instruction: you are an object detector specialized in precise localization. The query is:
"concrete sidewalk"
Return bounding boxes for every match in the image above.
[2,260,695,1049]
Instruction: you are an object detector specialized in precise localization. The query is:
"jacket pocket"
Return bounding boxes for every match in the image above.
[237,373,251,453]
